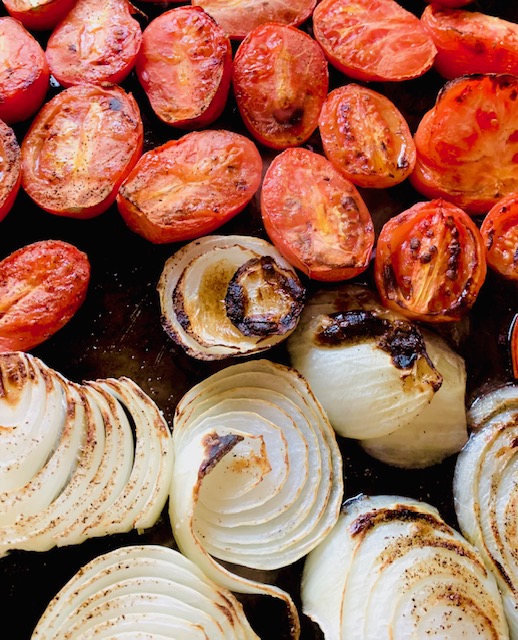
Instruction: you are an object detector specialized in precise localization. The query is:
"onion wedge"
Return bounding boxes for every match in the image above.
[170,359,344,639]
[454,385,518,638]
[302,494,509,639]
[31,544,259,639]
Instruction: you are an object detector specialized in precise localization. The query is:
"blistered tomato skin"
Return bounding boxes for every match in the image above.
[21,83,143,219]
[480,193,518,281]
[3,0,77,31]
[0,120,21,223]
[0,240,91,353]
[374,199,487,323]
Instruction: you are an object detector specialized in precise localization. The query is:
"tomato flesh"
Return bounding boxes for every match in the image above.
[0,120,21,223]
[374,199,486,322]
[3,0,77,31]
[480,193,518,281]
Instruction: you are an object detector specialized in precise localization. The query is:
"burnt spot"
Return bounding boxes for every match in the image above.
[349,505,452,538]
[198,432,244,480]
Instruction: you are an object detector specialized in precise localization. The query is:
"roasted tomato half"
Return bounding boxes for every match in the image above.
[480,193,518,281]
[319,83,416,188]
[233,23,328,149]
[0,17,49,124]
[261,147,375,281]
[0,240,90,353]
[21,84,143,219]
[0,120,21,223]
[194,0,316,40]
[411,74,518,215]
[421,5,518,79]
[117,129,263,243]
[374,199,487,323]
[313,0,437,82]
[45,0,142,88]
[3,0,76,31]
[136,6,231,129]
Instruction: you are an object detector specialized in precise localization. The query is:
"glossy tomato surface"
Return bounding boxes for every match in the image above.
[411,74,518,215]
[375,198,487,322]
[319,83,416,188]
[21,83,143,219]
[421,5,518,79]
[480,193,518,281]
[261,147,375,281]
[136,6,231,129]
[117,129,262,243]
[45,0,142,87]
[0,240,90,352]
[313,0,437,82]
[2,0,76,30]
[233,24,328,149]
[0,119,21,222]
[0,17,49,124]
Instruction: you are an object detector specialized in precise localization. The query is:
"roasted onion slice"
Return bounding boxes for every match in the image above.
[302,494,509,639]
[157,234,305,360]
[454,385,518,638]
[170,359,344,638]
[31,544,259,639]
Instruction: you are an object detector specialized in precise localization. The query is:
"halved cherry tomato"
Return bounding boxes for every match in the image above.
[374,198,486,323]
[136,7,231,129]
[480,193,518,281]
[0,17,49,124]
[194,0,316,40]
[313,0,437,82]
[117,129,263,243]
[232,23,328,149]
[318,83,416,189]
[0,120,21,223]
[261,147,374,281]
[2,0,76,31]
[45,0,142,88]
[421,5,518,80]
[21,83,143,219]
[410,74,518,215]
[0,240,90,353]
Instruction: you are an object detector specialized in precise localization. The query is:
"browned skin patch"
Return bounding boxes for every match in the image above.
[198,432,244,481]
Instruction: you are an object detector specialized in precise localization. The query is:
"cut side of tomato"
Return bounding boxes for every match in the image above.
[21,84,143,219]
[318,83,416,188]
[313,0,437,82]
[45,0,142,88]
[0,240,90,353]
[480,193,518,281]
[421,5,518,79]
[411,74,518,215]
[3,0,77,31]
[117,129,263,243]
[136,6,232,129]
[0,120,21,223]
[233,23,328,149]
[261,147,375,281]
[374,198,487,323]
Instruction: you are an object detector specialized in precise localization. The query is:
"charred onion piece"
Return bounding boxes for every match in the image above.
[31,545,259,639]
[170,359,344,639]
[158,234,305,360]
[302,495,509,639]
[454,385,518,638]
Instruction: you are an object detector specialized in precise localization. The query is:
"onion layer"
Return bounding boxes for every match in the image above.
[31,544,259,639]
[170,359,344,639]
[454,385,518,638]
[302,494,509,639]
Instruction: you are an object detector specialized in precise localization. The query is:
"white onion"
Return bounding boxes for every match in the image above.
[454,385,518,638]
[170,359,344,639]
[31,544,259,639]
[157,235,305,360]
[302,494,509,639]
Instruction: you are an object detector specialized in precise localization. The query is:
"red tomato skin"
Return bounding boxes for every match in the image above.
[0,18,50,124]
[117,129,263,243]
[410,74,518,215]
[232,23,328,150]
[136,7,232,129]
[318,83,416,189]
[374,198,487,323]
[313,0,437,82]
[0,240,91,353]
[480,193,518,281]
[421,5,518,80]
[21,83,143,219]
[45,0,142,88]
[261,147,375,281]
[0,120,21,223]
[3,0,77,31]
